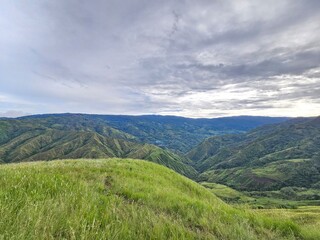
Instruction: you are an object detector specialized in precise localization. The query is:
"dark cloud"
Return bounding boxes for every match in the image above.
[0,0,319,117]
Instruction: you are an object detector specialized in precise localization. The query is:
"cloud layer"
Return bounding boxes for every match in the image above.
[1,0,319,117]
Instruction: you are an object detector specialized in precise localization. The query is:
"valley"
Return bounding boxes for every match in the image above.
[2,1,319,238]
[0,114,319,239]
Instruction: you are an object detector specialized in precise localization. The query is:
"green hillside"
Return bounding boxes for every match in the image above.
[190,117,320,190]
[187,134,244,170]
[200,182,254,203]
[201,181,320,209]
[0,115,136,144]
[0,116,196,178]
[0,159,317,239]
[22,114,289,153]
[201,159,320,191]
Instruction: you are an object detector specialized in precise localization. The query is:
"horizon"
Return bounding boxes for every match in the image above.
[1,1,319,118]
[2,111,318,120]
[0,109,317,119]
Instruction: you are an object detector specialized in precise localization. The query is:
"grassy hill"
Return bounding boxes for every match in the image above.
[0,115,196,178]
[200,159,320,191]
[201,181,320,209]
[22,114,289,153]
[200,182,254,203]
[0,159,318,239]
[189,117,320,190]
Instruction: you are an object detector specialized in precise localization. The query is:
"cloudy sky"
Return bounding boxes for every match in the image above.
[0,0,319,118]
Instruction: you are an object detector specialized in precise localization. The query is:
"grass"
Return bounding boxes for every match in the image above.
[200,182,254,203]
[244,189,320,209]
[255,206,320,240]
[200,158,320,191]
[201,182,320,239]
[201,181,320,208]
[0,158,317,239]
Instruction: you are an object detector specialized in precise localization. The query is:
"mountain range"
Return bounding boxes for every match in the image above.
[0,115,197,178]
[189,117,320,191]
[21,114,289,152]
[1,113,319,193]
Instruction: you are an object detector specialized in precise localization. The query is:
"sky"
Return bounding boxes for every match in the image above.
[0,0,319,118]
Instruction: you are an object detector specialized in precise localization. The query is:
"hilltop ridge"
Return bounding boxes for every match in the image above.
[0,159,314,239]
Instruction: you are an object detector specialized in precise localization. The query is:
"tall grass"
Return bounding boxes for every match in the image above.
[0,159,314,239]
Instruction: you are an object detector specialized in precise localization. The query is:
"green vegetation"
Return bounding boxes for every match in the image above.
[201,182,320,209]
[0,114,320,239]
[0,115,196,178]
[1,114,319,191]
[191,117,320,191]
[199,159,320,191]
[187,134,244,168]
[245,188,320,209]
[21,114,288,153]
[1,114,320,238]
[0,159,317,239]
[256,207,320,240]
[200,182,254,203]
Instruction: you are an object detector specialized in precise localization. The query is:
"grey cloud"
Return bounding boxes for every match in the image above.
[172,46,320,79]
[220,48,320,79]
[0,0,319,117]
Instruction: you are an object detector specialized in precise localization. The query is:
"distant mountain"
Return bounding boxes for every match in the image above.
[188,117,320,190]
[0,113,294,180]
[22,114,290,153]
[0,115,197,178]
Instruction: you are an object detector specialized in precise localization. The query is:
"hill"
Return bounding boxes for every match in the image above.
[22,114,289,153]
[189,117,320,190]
[0,115,196,178]
[0,159,317,239]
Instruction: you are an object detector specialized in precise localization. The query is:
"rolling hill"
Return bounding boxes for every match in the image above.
[1,159,317,239]
[189,117,320,190]
[1,113,318,191]
[22,114,289,153]
[0,115,196,178]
